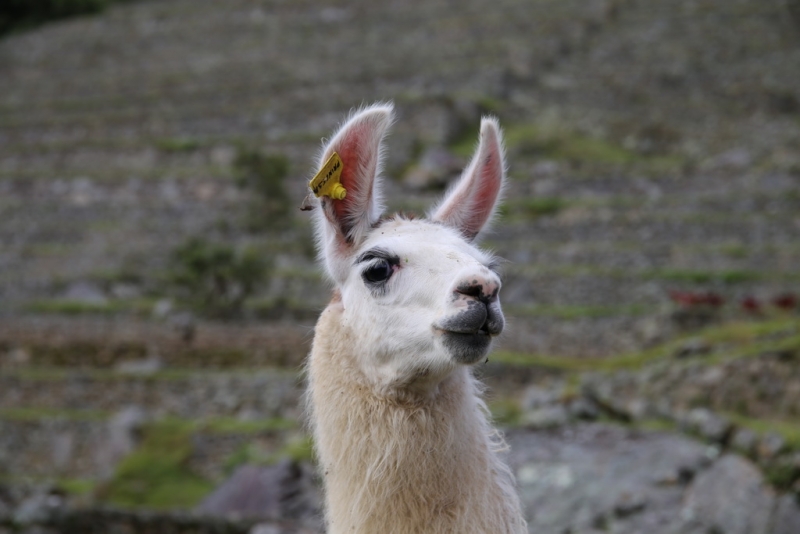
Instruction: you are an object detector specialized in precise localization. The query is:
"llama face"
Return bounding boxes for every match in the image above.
[340,218,505,385]
[310,103,506,388]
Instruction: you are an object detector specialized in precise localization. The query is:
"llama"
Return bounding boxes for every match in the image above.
[305,103,527,534]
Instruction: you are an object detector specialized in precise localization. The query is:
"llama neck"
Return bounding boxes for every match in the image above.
[307,302,525,534]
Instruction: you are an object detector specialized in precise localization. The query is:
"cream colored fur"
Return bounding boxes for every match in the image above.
[304,103,526,533]
[308,301,526,533]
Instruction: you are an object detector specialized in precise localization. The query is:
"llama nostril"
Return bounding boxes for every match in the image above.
[456,284,483,300]
[455,281,500,304]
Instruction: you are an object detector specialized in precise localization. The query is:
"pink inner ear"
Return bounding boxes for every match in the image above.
[328,123,376,238]
[469,152,501,231]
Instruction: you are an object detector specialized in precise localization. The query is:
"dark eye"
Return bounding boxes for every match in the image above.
[363,259,394,284]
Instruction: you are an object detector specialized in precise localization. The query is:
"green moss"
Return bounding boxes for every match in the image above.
[719,243,749,259]
[493,318,800,373]
[154,137,202,153]
[102,420,213,509]
[507,303,650,320]
[505,197,568,219]
[488,398,524,427]
[166,237,270,319]
[223,433,314,475]
[201,416,296,435]
[634,418,680,434]
[725,414,800,450]
[274,434,314,464]
[57,478,96,496]
[505,124,639,166]
[24,298,156,316]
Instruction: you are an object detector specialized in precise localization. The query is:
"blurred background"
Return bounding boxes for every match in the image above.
[1,0,799,532]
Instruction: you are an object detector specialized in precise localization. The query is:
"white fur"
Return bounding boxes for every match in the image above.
[305,103,526,533]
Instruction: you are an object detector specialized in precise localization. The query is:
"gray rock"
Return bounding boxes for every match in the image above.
[683,454,774,534]
[523,404,569,429]
[402,146,463,191]
[730,427,758,456]
[60,281,107,305]
[198,460,320,523]
[521,384,563,411]
[613,492,648,518]
[50,432,74,472]
[673,337,712,359]
[681,408,732,443]
[568,396,600,420]
[99,406,148,477]
[771,494,800,534]
[114,356,163,375]
[756,432,786,460]
[13,489,64,525]
[508,423,711,534]
[249,525,282,534]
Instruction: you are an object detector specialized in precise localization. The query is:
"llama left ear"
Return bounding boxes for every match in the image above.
[312,103,394,283]
[430,117,506,241]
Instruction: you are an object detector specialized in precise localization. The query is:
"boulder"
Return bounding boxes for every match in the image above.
[683,454,774,534]
[197,460,320,524]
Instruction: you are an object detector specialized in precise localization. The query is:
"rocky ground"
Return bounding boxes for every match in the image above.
[1,0,800,532]
[2,318,799,533]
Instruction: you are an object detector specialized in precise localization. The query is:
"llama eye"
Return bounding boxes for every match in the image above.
[363,259,394,284]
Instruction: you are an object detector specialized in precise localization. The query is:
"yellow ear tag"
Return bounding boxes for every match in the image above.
[309,152,347,200]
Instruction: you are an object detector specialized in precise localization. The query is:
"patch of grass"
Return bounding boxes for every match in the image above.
[725,413,800,450]
[200,416,296,435]
[247,296,321,321]
[493,318,800,373]
[24,300,123,315]
[101,420,213,509]
[275,434,314,464]
[488,398,524,427]
[224,433,314,474]
[645,268,760,285]
[719,243,749,259]
[57,478,96,496]
[232,147,292,231]
[0,406,107,422]
[634,417,680,434]
[504,124,639,166]
[24,298,156,316]
[507,303,651,320]
[22,242,72,257]
[154,137,202,153]
[504,197,568,220]
[166,237,270,319]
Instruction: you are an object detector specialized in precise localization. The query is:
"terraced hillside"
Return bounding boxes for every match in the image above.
[1,0,799,357]
[1,0,800,532]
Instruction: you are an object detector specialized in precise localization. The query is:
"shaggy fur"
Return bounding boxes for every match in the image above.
[308,302,526,533]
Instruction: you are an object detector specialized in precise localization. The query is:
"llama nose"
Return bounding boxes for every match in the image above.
[449,276,504,336]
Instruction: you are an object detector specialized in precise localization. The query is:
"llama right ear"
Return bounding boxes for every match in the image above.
[430,117,505,241]
[311,103,394,283]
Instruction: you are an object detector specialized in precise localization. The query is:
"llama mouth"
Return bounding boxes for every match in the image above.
[439,330,493,364]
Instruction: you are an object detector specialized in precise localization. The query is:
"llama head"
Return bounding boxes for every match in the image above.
[310,102,506,390]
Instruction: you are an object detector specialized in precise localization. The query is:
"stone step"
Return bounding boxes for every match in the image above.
[0,367,303,421]
[0,409,300,481]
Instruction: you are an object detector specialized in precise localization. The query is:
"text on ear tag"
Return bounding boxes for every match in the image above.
[309,152,347,200]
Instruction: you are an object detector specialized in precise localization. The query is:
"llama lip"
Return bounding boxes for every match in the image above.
[439,330,493,364]
[435,301,505,337]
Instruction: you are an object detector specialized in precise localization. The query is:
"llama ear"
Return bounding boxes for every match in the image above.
[312,103,394,281]
[430,117,506,241]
